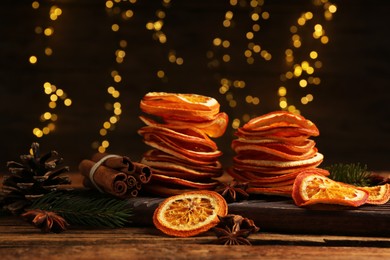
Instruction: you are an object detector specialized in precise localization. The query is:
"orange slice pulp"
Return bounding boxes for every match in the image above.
[153,190,228,237]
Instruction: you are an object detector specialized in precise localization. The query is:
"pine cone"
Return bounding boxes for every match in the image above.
[0,142,71,214]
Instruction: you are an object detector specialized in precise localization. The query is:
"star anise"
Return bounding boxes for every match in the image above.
[215,180,249,202]
[21,209,69,233]
[212,214,260,245]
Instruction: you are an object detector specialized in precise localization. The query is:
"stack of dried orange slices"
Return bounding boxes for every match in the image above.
[138,92,228,196]
[228,111,327,196]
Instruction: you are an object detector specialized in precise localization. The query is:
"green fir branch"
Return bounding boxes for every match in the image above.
[325,163,372,187]
[27,190,133,228]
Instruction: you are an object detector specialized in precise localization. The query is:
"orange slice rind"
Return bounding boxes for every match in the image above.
[153,190,228,237]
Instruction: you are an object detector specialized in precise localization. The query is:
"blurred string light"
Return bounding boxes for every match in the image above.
[145,0,184,82]
[207,0,271,130]
[277,0,337,114]
[92,0,136,153]
[30,1,72,138]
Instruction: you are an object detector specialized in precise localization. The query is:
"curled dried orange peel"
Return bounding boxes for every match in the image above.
[153,190,228,237]
[292,171,369,207]
[360,184,390,205]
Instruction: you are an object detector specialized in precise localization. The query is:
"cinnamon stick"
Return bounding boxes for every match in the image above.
[79,159,128,198]
[133,162,152,183]
[91,153,135,174]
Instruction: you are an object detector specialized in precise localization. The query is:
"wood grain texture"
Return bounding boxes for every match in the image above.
[1,216,390,260]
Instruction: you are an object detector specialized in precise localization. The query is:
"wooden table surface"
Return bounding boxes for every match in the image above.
[1,216,390,260]
[1,173,390,259]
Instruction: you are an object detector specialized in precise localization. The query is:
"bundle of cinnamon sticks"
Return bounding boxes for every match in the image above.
[79,153,152,198]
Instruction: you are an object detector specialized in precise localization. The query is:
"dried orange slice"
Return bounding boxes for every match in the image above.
[153,190,228,237]
[140,92,220,121]
[292,171,369,207]
[242,111,319,136]
[360,184,390,205]
[164,112,229,138]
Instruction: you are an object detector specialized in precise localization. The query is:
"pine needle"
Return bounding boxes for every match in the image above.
[325,163,372,187]
[27,190,133,228]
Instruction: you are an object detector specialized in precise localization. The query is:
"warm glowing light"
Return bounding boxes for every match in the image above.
[106,1,114,8]
[222,40,230,48]
[176,57,184,65]
[285,71,293,79]
[29,56,37,64]
[310,51,318,59]
[32,1,40,9]
[213,38,222,46]
[44,47,53,56]
[43,112,52,120]
[251,13,259,21]
[111,24,119,32]
[304,12,313,20]
[154,21,163,31]
[294,66,302,77]
[246,32,254,40]
[299,79,308,88]
[109,116,118,124]
[279,100,287,109]
[50,94,58,102]
[297,17,306,26]
[232,118,240,129]
[223,20,231,28]
[33,128,43,138]
[49,101,56,109]
[222,54,230,62]
[157,70,165,78]
[44,27,54,36]
[278,86,287,96]
[253,45,261,53]
[56,89,64,97]
[42,127,50,135]
[113,75,122,82]
[301,61,309,70]
[103,122,111,129]
[125,10,134,18]
[100,129,107,136]
[329,5,337,13]
[225,11,233,20]
[112,90,120,98]
[306,67,314,74]
[261,12,270,20]
[290,26,297,33]
[321,36,329,44]
[64,99,72,106]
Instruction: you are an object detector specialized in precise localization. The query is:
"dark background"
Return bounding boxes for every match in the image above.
[0,0,389,173]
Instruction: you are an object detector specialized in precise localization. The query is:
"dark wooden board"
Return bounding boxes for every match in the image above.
[127,196,390,237]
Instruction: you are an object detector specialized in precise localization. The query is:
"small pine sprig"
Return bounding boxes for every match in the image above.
[27,190,133,228]
[325,163,372,187]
